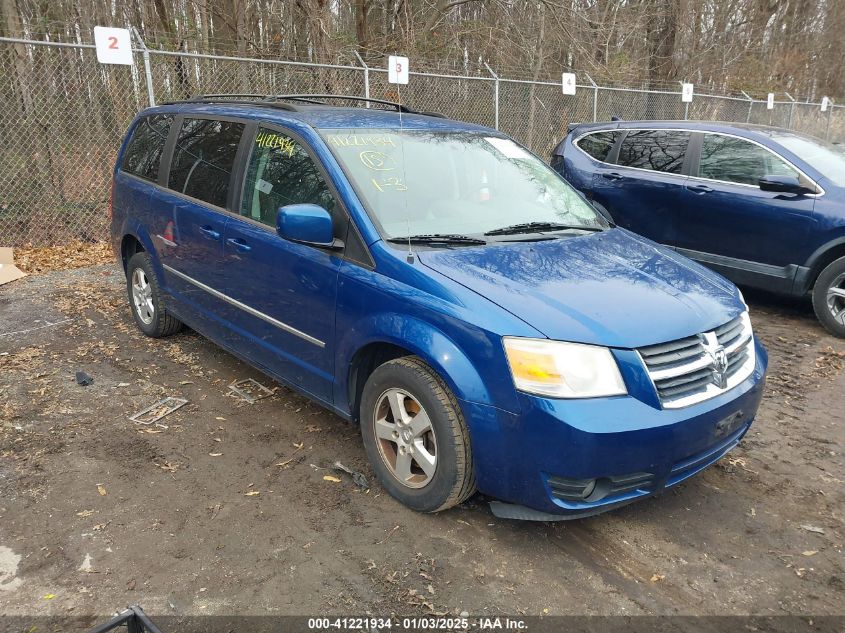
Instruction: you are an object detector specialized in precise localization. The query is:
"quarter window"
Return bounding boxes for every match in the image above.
[618,130,690,174]
[240,127,336,227]
[168,118,245,208]
[576,132,619,162]
[121,115,172,182]
[698,134,799,186]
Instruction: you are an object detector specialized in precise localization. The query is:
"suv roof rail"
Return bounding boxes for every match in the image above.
[164,93,445,117]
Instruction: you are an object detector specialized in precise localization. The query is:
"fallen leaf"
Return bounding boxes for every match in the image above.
[244,491,260,496]
[293,442,304,449]
[97,484,107,496]
[215,416,226,421]
[209,452,223,457]
[323,475,341,483]
[800,524,825,534]
[76,510,94,518]
[802,550,818,556]
[43,594,56,600]
[650,574,665,582]
[126,579,136,591]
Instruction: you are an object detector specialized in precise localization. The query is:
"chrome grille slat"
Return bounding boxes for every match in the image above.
[637,312,756,409]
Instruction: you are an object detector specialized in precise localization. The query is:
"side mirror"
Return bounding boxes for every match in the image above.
[276,204,340,248]
[758,174,814,195]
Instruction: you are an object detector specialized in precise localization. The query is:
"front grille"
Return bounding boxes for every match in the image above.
[638,313,756,408]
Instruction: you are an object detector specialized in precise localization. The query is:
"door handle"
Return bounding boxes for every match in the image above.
[199,225,220,240]
[602,172,624,181]
[687,184,713,194]
[226,237,252,253]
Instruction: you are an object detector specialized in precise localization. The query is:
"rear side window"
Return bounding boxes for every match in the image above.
[576,132,619,162]
[168,118,245,208]
[240,127,336,227]
[698,133,799,186]
[121,115,172,182]
[618,130,690,174]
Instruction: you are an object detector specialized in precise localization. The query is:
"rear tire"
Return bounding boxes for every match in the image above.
[812,256,845,338]
[126,252,183,338]
[360,356,476,512]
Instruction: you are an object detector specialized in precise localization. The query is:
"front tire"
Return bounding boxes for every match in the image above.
[126,252,183,338]
[360,357,476,512]
[812,256,845,338]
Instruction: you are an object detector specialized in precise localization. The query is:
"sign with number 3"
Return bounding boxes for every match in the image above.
[388,55,409,85]
[94,26,133,65]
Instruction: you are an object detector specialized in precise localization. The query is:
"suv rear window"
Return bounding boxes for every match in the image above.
[618,130,690,174]
[168,118,245,208]
[576,131,619,162]
[121,115,172,182]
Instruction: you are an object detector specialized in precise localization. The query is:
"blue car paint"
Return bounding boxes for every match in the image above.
[552,120,845,297]
[112,104,768,517]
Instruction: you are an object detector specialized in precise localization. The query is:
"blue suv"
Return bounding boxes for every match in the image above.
[111,96,767,520]
[552,121,845,338]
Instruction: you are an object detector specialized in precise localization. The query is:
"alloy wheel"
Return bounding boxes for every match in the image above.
[827,273,845,326]
[131,268,155,325]
[373,388,438,489]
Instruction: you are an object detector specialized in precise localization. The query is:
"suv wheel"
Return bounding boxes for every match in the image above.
[812,255,845,338]
[360,357,476,512]
[126,252,183,338]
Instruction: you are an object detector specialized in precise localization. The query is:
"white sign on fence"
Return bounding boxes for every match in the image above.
[388,55,409,85]
[681,83,694,103]
[562,73,576,95]
[93,27,133,65]
[821,96,830,112]
[767,93,775,110]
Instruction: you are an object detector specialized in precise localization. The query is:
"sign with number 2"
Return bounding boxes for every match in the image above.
[94,26,133,65]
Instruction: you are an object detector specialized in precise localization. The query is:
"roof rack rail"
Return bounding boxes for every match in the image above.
[164,93,445,117]
[265,94,414,113]
[162,94,301,111]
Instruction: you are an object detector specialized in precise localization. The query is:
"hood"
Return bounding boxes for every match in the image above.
[418,229,744,348]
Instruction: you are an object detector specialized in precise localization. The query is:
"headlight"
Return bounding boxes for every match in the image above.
[503,337,627,398]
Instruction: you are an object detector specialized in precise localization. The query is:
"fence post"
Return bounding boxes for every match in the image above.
[784,92,796,129]
[741,90,753,123]
[585,73,598,122]
[131,27,156,107]
[353,50,370,107]
[826,99,835,140]
[483,62,499,130]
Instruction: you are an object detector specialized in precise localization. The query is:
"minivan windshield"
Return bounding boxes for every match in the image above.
[321,129,607,240]
[771,132,845,186]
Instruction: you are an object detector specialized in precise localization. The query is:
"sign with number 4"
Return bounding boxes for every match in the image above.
[562,73,576,96]
[94,26,133,65]
[388,55,409,85]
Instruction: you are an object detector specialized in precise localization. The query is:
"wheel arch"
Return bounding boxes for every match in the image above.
[803,236,845,293]
[339,315,502,423]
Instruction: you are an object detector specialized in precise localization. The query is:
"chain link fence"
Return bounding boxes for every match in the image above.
[2,35,845,246]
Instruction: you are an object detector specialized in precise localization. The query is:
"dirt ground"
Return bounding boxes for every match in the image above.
[0,263,843,623]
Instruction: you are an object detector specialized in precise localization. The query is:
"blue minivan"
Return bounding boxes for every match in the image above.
[552,121,845,338]
[111,96,767,520]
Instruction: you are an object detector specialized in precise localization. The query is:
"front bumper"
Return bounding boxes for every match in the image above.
[462,337,768,517]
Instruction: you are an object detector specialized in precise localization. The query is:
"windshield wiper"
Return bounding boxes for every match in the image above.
[387,234,487,246]
[484,222,602,236]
